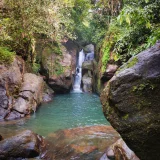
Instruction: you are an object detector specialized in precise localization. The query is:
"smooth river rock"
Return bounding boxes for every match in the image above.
[0,130,48,159]
[100,138,139,160]
[48,125,120,160]
[100,42,160,160]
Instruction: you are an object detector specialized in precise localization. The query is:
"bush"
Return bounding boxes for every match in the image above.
[0,47,15,64]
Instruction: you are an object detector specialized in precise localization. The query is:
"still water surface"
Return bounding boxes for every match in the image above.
[0,93,109,138]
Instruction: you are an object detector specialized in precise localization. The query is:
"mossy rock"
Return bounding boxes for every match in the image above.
[100,42,160,160]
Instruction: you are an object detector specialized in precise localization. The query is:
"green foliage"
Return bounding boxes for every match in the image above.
[126,57,138,68]
[100,0,160,71]
[146,26,160,47]
[0,47,15,64]
[32,63,40,74]
[0,0,75,62]
[49,59,64,76]
[101,42,111,72]
[132,82,155,92]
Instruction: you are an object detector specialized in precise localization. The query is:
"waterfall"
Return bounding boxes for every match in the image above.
[73,49,85,92]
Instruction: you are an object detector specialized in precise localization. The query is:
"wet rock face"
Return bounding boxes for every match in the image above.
[0,57,44,120]
[101,64,118,83]
[0,130,48,159]
[42,84,54,103]
[100,42,160,160]
[83,44,94,53]
[82,61,94,92]
[40,45,73,93]
[48,125,120,160]
[100,139,140,160]
[13,73,44,114]
[81,44,98,93]
[0,57,25,120]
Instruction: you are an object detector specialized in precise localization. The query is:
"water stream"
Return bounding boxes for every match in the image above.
[73,50,85,92]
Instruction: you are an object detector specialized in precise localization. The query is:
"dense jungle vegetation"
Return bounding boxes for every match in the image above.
[0,0,160,69]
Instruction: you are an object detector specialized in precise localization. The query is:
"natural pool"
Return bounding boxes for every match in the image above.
[0,93,109,137]
[0,93,119,159]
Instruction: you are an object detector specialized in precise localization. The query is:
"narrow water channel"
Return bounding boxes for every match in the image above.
[0,93,109,137]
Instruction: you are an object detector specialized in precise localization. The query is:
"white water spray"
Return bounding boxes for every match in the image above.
[73,50,85,92]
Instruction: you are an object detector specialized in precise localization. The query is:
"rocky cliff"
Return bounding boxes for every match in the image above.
[0,57,45,120]
[100,42,160,160]
[36,38,78,93]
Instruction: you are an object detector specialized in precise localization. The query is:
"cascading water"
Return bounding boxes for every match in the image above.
[73,49,85,92]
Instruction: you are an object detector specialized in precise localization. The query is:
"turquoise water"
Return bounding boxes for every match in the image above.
[0,93,109,137]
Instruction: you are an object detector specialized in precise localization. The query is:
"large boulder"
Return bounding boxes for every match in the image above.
[42,83,54,103]
[48,125,120,160]
[100,139,139,160]
[82,73,93,92]
[85,52,94,61]
[0,57,45,120]
[83,44,94,53]
[101,64,118,83]
[0,130,48,159]
[82,60,98,93]
[40,44,73,93]
[82,61,94,93]
[0,57,25,120]
[13,73,44,115]
[82,60,94,72]
[47,52,72,93]
[100,42,160,160]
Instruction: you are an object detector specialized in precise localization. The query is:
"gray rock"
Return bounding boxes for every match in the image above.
[38,44,73,94]
[101,64,118,83]
[42,93,53,103]
[101,42,160,160]
[0,107,9,120]
[100,153,110,160]
[85,52,94,61]
[13,73,44,114]
[5,110,25,120]
[82,61,95,93]
[82,73,92,92]
[109,139,139,160]
[82,60,94,71]
[42,84,54,103]
[0,130,47,159]
[0,57,25,120]
[83,44,94,53]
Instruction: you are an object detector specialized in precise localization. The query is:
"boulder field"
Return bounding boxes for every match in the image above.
[101,42,160,160]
